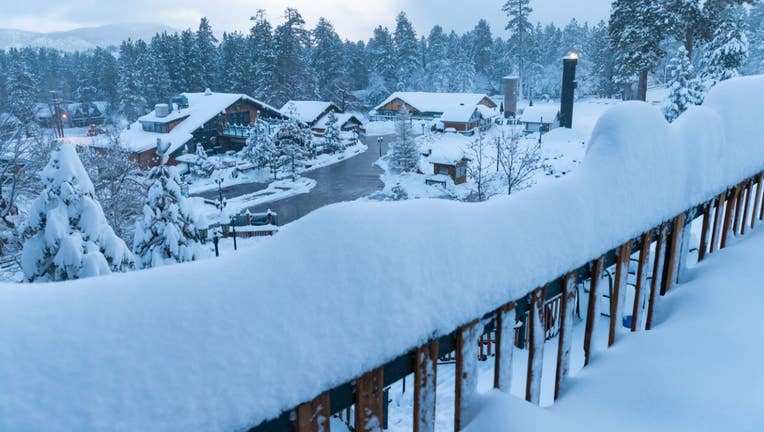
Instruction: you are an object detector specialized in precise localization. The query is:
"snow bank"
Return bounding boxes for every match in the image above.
[1,77,763,431]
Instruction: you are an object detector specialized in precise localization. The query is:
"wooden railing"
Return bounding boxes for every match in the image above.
[249,171,764,432]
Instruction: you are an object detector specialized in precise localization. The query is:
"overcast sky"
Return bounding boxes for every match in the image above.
[2,0,612,40]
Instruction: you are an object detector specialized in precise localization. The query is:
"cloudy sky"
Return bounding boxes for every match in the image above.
[2,0,612,39]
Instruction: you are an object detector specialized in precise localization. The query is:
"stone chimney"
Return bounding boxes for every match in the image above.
[503,76,519,119]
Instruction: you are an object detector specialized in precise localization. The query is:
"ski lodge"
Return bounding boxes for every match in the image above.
[120,91,284,167]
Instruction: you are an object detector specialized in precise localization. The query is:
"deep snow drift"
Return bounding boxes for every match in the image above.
[0,76,763,431]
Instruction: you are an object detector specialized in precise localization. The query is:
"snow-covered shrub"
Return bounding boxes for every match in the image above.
[20,144,134,282]
[133,145,203,269]
[663,46,705,122]
[322,111,344,154]
[241,122,282,180]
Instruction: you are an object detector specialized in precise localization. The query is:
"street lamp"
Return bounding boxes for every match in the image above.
[215,176,226,213]
[229,215,238,251]
[378,136,383,157]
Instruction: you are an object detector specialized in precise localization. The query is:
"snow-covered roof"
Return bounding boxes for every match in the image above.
[313,112,364,130]
[374,92,495,114]
[439,105,480,123]
[478,104,500,119]
[121,92,279,155]
[519,105,560,124]
[428,144,467,165]
[280,101,339,124]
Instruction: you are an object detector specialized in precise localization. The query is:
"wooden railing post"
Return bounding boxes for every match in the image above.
[494,303,516,391]
[554,273,577,400]
[710,192,726,254]
[646,224,668,330]
[698,202,712,262]
[753,173,764,230]
[293,392,331,432]
[355,368,385,432]
[609,240,631,347]
[413,341,439,432]
[741,179,753,235]
[454,321,479,432]
[661,214,685,296]
[632,231,653,332]
[525,287,546,404]
[733,183,746,236]
[584,256,604,366]
[721,187,738,249]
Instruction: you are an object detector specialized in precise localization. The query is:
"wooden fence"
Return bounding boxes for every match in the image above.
[249,171,764,432]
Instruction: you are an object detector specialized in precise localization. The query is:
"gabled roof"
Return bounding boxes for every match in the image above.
[519,105,560,124]
[374,92,496,114]
[313,112,364,130]
[280,101,340,124]
[121,92,282,155]
[439,105,480,123]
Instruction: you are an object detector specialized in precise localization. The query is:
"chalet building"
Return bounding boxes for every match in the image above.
[438,104,498,134]
[371,92,497,120]
[280,101,341,127]
[312,112,365,136]
[120,91,284,168]
[35,101,108,128]
[519,105,561,134]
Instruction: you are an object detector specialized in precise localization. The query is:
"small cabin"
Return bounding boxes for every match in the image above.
[439,105,483,134]
[519,106,561,134]
[371,92,497,121]
[429,157,469,186]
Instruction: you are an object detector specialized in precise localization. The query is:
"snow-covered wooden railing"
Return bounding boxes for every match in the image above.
[249,77,764,432]
[253,175,764,432]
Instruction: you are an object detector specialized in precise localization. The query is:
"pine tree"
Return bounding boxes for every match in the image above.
[117,40,147,121]
[133,144,203,269]
[20,144,134,282]
[322,111,343,153]
[181,29,203,91]
[5,52,38,126]
[273,8,312,105]
[426,26,451,92]
[311,18,344,101]
[368,26,398,92]
[248,11,277,100]
[589,20,616,97]
[610,0,668,100]
[394,12,421,90]
[503,0,534,98]
[703,4,749,87]
[663,46,705,122]
[196,17,218,90]
[276,104,313,181]
[390,106,419,173]
[218,32,248,93]
[242,121,282,180]
[472,19,494,79]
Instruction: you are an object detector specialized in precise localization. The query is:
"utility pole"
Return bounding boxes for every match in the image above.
[49,91,65,139]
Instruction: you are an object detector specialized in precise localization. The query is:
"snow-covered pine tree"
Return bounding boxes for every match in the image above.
[426,26,451,92]
[5,53,38,126]
[311,18,344,101]
[368,26,398,92]
[117,40,147,122]
[609,0,668,100]
[502,0,534,98]
[663,46,705,122]
[275,106,313,181]
[272,8,312,105]
[393,12,421,91]
[322,111,343,154]
[180,29,203,92]
[242,121,282,180]
[390,106,419,173]
[248,10,278,99]
[133,143,203,269]
[196,17,219,90]
[703,4,749,88]
[20,144,134,282]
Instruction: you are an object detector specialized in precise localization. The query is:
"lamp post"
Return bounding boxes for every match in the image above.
[212,229,220,257]
[378,136,383,157]
[229,215,238,251]
[215,176,226,213]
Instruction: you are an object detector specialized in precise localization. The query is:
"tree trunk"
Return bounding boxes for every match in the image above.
[638,70,648,102]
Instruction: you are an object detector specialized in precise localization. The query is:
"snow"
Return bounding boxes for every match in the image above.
[120,92,281,154]
[313,112,365,130]
[373,92,495,114]
[280,101,338,124]
[439,105,480,123]
[519,105,560,124]
[0,76,762,431]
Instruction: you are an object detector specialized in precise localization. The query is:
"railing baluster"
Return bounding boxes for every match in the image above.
[454,321,479,431]
[721,187,738,249]
[662,214,685,296]
[609,240,631,347]
[741,180,753,235]
[293,392,331,432]
[698,202,712,262]
[494,303,516,391]
[646,224,668,330]
[753,173,764,229]
[413,341,439,432]
[710,192,726,253]
[584,256,604,366]
[632,231,653,332]
[355,368,384,432]
[525,287,546,404]
[555,273,577,400]
[734,183,746,235]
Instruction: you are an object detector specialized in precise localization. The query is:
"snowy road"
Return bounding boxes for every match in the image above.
[244,134,392,225]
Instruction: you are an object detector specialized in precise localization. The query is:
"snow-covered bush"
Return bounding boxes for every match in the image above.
[703,4,749,87]
[663,46,705,122]
[20,144,134,282]
[133,145,203,269]
[390,106,419,173]
[241,122,282,180]
[276,105,314,181]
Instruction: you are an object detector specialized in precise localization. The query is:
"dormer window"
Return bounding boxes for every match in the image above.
[141,121,169,133]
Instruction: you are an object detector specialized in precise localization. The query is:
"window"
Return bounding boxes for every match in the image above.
[141,122,168,133]
[226,111,251,126]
